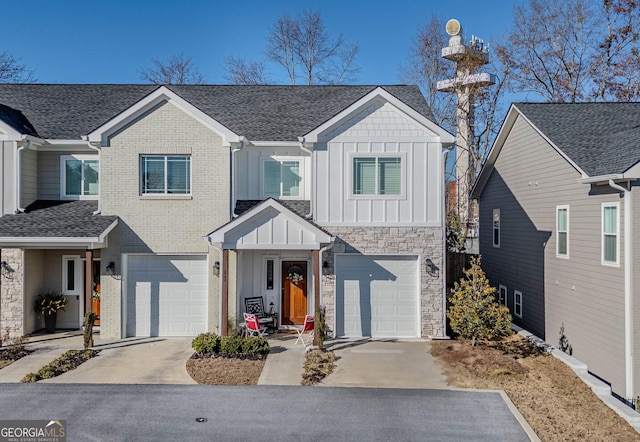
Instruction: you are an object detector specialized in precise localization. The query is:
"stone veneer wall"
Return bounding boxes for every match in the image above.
[0,249,23,339]
[321,227,445,338]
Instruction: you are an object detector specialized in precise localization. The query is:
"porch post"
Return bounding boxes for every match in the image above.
[313,249,320,346]
[221,248,229,336]
[85,249,93,317]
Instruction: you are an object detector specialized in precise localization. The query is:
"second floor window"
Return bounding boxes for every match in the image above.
[493,209,500,247]
[556,206,569,257]
[263,160,300,198]
[602,203,618,264]
[352,156,402,196]
[141,155,191,195]
[61,155,99,199]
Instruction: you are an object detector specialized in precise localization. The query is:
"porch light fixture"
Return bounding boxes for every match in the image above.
[106,261,115,276]
[322,261,329,269]
[1,260,14,278]
[425,258,439,277]
[213,261,220,276]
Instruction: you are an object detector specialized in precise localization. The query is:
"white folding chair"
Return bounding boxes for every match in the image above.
[295,315,315,345]
[244,312,268,337]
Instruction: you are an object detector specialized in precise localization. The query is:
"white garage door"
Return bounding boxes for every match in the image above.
[126,255,208,337]
[335,255,418,338]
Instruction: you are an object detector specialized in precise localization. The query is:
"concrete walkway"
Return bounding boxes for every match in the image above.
[258,334,306,385]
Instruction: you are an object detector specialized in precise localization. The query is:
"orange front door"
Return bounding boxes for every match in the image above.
[282,261,307,325]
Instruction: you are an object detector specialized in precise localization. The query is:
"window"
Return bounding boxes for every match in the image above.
[602,203,619,264]
[265,259,274,291]
[62,256,81,295]
[352,156,402,196]
[493,209,500,247]
[141,155,191,195]
[498,284,507,306]
[263,160,300,198]
[514,290,522,318]
[556,206,569,257]
[61,155,99,199]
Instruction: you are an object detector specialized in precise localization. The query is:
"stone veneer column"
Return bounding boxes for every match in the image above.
[0,249,24,339]
[321,227,445,338]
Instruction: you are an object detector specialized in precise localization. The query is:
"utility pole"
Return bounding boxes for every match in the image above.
[437,19,495,236]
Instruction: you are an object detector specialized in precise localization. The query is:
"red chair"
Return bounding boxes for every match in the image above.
[244,313,268,337]
[295,315,315,345]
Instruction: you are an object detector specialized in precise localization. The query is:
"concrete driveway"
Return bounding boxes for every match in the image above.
[321,338,448,388]
[0,333,196,384]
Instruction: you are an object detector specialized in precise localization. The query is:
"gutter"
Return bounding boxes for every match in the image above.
[85,141,102,214]
[15,140,32,213]
[230,137,245,218]
[298,137,314,218]
[608,179,633,401]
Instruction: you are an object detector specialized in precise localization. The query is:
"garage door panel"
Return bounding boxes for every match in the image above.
[127,255,208,337]
[336,255,418,338]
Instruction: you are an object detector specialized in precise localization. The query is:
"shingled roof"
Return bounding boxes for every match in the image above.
[0,84,435,141]
[0,200,117,238]
[515,102,640,176]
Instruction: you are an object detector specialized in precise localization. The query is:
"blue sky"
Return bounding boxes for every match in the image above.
[2,0,520,85]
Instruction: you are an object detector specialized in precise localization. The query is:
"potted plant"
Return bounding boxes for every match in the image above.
[34,290,67,333]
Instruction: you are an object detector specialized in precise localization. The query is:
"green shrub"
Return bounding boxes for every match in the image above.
[192,333,220,354]
[241,336,270,356]
[447,256,512,345]
[219,335,244,355]
[22,373,38,383]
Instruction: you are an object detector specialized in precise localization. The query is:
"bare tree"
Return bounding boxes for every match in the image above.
[265,9,359,85]
[594,0,640,101]
[266,14,299,84]
[138,53,206,85]
[224,56,269,85]
[0,51,36,83]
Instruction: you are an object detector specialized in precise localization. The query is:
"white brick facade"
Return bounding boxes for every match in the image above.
[99,101,230,338]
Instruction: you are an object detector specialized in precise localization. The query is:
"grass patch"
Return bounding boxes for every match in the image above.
[302,349,336,385]
[21,349,98,382]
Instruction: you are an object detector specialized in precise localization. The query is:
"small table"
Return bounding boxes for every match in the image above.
[266,312,278,334]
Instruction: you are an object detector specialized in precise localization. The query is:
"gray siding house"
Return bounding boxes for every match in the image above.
[0,84,454,344]
[472,102,640,403]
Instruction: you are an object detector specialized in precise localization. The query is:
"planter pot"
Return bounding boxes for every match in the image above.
[44,311,57,333]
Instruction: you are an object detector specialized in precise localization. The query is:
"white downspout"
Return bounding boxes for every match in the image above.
[85,142,102,215]
[230,137,244,218]
[15,140,31,213]
[298,137,313,218]
[609,179,633,400]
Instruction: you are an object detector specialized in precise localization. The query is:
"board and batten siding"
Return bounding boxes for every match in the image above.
[235,147,311,201]
[315,99,442,226]
[479,114,627,396]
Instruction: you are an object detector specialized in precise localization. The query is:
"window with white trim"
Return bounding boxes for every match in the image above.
[602,203,619,265]
[352,156,403,196]
[140,155,191,195]
[498,284,507,306]
[514,290,522,318]
[60,155,99,199]
[556,206,569,257]
[62,255,81,295]
[493,209,500,247]
[263,160,300,198]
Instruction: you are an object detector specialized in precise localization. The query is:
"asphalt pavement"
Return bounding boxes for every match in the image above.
[0,384,534,441]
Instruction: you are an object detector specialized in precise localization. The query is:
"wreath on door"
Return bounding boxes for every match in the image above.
[286,265,305,286]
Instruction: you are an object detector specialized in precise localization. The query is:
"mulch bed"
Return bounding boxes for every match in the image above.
[186,354,265,385]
